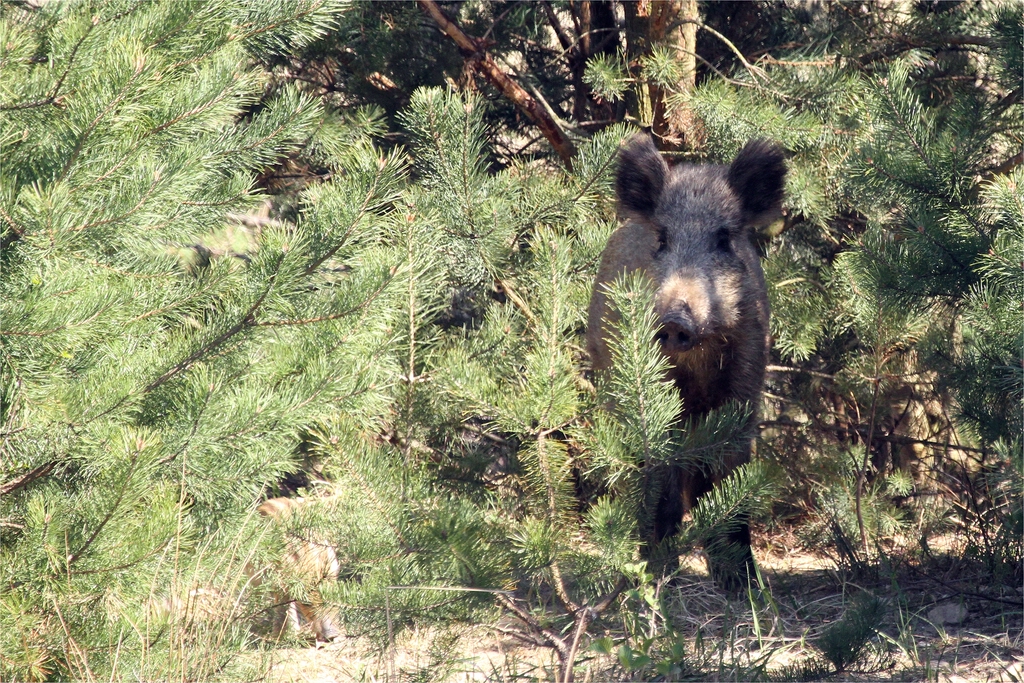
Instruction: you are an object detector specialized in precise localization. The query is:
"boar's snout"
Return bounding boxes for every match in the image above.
[655,310,701,355]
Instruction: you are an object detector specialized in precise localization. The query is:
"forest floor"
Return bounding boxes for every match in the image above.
[264,533,1023,682]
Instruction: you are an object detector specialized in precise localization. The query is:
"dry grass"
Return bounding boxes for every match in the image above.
[261,540,1023,682]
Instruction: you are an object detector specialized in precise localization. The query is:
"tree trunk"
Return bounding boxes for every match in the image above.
[646,0,702,151]
[667,0,701,149]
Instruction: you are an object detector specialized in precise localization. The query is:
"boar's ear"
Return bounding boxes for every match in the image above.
[616,135,668,217]
[727,140,787,226]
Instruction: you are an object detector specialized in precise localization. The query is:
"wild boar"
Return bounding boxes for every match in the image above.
[587,135,786,589]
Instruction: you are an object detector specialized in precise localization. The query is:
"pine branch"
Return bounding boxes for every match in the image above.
[760,419,988,455]
[766,364,836,380]
[72,176,160,232]
[549,560,581,614]
[695,21,768,84]
[58,58,147,183]
[332,448,412,551]
[0,12,102,112]
[858,34,997,66]
[561,576,628,683]
[83,253,285,425]
[67,449,139,566]
[140,269,279,394]
[302,159,394,276]
[496,593,569,656]
[856,375,881,558]
[255,272,394,326]
[1,304,111,337]
[498,573,627,682]
[86,89,240,188]
[234,0,331,43]
[874,75,939,180]
[488,624,549,648]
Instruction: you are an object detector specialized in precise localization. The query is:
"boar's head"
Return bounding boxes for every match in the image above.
[614,135,786,364]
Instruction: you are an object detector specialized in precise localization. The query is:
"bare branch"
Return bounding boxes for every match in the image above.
[697,21,768,84]
[541,1,573,51]
[982,151,1023,179]
[417,0,576,168]
[0,461,56,497]
[859,33,998,66]
[496,593,568,657]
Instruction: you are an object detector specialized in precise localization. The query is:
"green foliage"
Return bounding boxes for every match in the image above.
[595,274,679,490]
[583,52,630,104]
[690,461,776,546]
[591,567,691,681]
[0,1,395,677]
[950,438,1024,576]
[813,468,912,565]
[941,171,1024,443]
[814,594,886,673]
[2,0,1020,679]
[640,46,683,91]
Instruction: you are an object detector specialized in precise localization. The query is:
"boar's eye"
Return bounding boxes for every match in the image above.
[714,228,732,254]
[655,225,669,255]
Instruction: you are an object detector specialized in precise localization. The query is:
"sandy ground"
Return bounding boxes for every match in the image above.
[264,544,1024,682]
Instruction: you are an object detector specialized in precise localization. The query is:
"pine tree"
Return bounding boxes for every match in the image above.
[0,1,761,673]
[0,1,400,677]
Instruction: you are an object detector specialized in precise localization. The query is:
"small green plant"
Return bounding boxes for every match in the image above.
[400,629,465,683]
[813,593,886,673]
[590,563,688,681]
[592,630,688,681]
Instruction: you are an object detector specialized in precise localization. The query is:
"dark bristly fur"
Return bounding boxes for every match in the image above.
[726,140,787,225]
[588,135,787,590]
[615,135,667,216]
